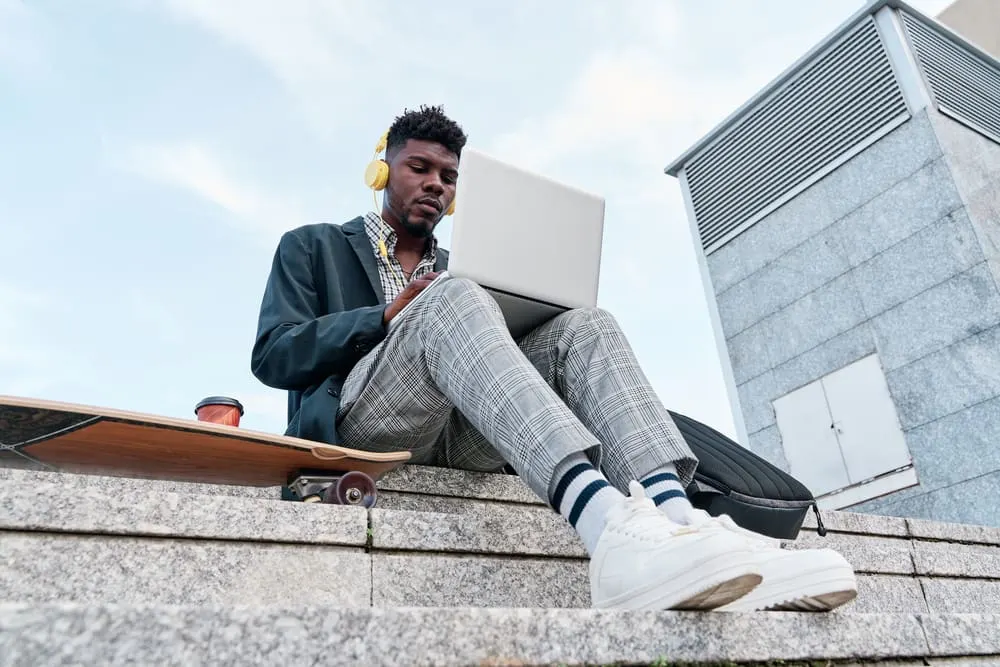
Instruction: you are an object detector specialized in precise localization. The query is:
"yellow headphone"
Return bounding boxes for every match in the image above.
[364,130,455,258]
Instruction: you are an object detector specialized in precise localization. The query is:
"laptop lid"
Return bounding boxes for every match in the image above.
[446,148,606,311]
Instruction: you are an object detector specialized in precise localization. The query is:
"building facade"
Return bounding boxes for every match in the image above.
[665,0,1000,527]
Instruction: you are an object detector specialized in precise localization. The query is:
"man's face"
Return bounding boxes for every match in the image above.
[384,138,459,238]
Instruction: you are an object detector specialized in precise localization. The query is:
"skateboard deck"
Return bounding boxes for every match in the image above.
[0,394,411,506]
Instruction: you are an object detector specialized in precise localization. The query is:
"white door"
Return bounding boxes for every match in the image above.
[773,380,851,496]
[820,355,912,483]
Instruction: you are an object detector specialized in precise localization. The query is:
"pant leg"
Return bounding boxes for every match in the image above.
[336,277,601,500]
[514,307,699,488]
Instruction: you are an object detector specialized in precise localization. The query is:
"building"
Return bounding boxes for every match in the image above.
[664,0,1000,527]
[937,0,1000,59]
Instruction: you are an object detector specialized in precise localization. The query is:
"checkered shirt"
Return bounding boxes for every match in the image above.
[363,211,438,302]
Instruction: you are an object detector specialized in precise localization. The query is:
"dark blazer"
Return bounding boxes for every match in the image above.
[250,216,449,444]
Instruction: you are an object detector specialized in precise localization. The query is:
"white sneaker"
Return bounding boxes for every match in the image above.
[690,510,858,612]
[590,481,763,611]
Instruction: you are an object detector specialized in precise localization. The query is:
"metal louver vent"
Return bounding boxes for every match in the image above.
[684,17,908,254]
[901,11,1000,145]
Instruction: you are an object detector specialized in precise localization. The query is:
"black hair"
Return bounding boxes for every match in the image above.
[386,104,467,158]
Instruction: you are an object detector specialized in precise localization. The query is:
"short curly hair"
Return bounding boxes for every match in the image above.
[386,104,467,158]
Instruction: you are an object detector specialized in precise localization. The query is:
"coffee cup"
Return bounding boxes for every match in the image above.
[194,396,244,427]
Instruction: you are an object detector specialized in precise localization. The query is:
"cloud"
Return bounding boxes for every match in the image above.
[118,140,305,240]
[149,0,391,136]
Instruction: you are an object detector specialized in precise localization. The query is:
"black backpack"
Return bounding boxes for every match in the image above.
[668,410,826,540]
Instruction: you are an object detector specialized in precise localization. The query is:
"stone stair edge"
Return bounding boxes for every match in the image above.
[0,466,1000,546]
[4,473,1000,573]
[4,603,999,665]
[10,464,997,547]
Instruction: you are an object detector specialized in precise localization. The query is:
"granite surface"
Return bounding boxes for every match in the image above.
[922,578,1000,614]
[370,506,587,558]
[377,464,542,504]
[0,478,367,546]
[841,575,928,614]
[913,539,1000,578]
[908,516,1000,545]
[800,508,909,537]
[0,532,370,606]
[0,604,937,665]
[372,552,590,608]
[786,531,915,575]
[921,613,1000,656]
[0,466,280,500]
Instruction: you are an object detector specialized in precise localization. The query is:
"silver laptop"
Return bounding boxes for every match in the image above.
[445,148,606,338]
[387,148,606,338]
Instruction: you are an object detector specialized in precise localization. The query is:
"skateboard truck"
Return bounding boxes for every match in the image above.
[286,469,378,508]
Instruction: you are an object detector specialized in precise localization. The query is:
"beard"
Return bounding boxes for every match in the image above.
[399,209,438,238]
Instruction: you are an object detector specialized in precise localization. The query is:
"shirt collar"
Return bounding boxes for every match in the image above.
[364,211,438,261]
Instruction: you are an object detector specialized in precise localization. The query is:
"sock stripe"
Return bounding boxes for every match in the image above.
[550,462,591,510]
[567,479,610,527]
[642,472,680,488]
[651,489,688,506]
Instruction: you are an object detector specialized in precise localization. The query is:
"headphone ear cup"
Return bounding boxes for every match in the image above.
[445,198,455,216]
[364,160,389,191]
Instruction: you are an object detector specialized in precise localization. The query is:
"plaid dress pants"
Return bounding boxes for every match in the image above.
[337,277,697,503]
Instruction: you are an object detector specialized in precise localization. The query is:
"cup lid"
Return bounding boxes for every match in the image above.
[195,396,245,416]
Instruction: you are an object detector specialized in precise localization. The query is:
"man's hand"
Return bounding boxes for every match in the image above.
[383,271,441,324]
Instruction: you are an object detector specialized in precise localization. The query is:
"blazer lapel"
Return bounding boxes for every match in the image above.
[343,217,386,305]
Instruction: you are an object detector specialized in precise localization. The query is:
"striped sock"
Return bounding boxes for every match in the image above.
[549,453,625,555]
[641,464,694,525]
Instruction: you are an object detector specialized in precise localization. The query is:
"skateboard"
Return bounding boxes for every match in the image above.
[0,394,411,507]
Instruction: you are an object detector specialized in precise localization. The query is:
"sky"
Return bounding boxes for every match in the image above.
[0,0,954,440]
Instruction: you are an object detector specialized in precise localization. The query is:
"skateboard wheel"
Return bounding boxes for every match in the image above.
[328,471,377,508]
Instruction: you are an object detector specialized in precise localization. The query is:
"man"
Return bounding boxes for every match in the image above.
[251,105,857,613]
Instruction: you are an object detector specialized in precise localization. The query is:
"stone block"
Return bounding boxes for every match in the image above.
[870,472,1000,529]
[759,270,869,369]
[737,370,778,435]
[833,157,965,268]
[800,508,909,537]
[770,321,878,399]
[872,262,1000,371]
[931,112,1000,199]
[727,320,778,385]
[372,553,589,609]
[717,226,851,336]
[0,532,370,606]
[884,398,1000,507]
[786,532,915,575]
[853,208,985,318]
[378,464,541,505]
[0,479,367,546]
[370,506,586,558]
[375,490,544,515]
[0,467,280,500]
[839,575,928,614]
[913,540,1000,578]
[887,323,1000,429]
[908,515,1000,546]
[922,613,1000,657]
[0,604,935,664]
[922,578,1000,613]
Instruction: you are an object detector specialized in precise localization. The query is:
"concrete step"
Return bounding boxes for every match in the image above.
[2,603,998,666]
[3,468,1000,616]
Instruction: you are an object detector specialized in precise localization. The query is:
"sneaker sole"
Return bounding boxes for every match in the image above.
[720,570,858,613]
[594,550,763,612]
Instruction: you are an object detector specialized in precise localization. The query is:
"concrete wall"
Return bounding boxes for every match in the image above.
[706,107,1000,527]
[850,111,1000,524]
